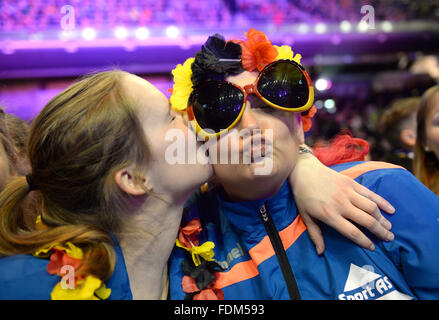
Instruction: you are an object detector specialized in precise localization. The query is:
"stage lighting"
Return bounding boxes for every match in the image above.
[315,23,327,34]
[135,27,150,40]
[340,20,352,33]
[59,30,75,40]
[357,21,369,32]
[82,27,96,41]
[114,27,129,40]
[314,100,323,110]
[324,99,336,112]
[327,106,336,114]
[381,21,393,32]
[315,78,332,91]
[166,26,180,38]
[297,23,309,33]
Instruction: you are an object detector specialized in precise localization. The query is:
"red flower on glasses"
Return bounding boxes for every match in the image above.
[240,28,278,72]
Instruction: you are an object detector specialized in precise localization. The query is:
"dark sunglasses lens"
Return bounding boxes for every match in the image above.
[257,61,309,109]
[191,82,244,133]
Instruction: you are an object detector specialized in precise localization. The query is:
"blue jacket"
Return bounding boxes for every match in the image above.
[169,161,439,300]
[0,239,132,300]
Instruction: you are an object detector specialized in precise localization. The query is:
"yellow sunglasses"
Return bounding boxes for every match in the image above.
[187,59,314,140]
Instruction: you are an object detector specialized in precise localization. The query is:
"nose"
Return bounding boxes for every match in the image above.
[239,101,259,131]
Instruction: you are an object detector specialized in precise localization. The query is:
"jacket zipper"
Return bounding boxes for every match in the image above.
[259,202,301,300]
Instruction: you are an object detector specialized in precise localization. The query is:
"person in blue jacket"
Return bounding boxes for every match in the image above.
[168,30,439,300]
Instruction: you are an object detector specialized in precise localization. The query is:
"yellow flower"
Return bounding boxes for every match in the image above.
[51,275,111,300]
[95,283,112,300]
[55,242,84,259]
[33,241,83,260]
[176,239,215,266]
[170,57,195,112]
[274,45,302,65]
[35,215,46,230]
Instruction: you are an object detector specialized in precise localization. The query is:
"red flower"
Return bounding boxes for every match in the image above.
[194,288,224,300]
[240,28,278,72]
[181,275,224,300]
[46,249,83,284]
[302,105,317,132]
[178,218,202,247]
[181,275,199,293]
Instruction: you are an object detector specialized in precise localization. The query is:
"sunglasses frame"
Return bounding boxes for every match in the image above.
[187,59,314,140]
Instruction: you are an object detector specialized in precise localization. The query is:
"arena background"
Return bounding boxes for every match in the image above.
[0,0,438,161]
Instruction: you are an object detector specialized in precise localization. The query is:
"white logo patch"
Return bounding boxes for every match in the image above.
[338,264,413,300]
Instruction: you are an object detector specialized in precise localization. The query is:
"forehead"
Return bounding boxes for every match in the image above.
[225,71,258,87]
[121,74,169,118]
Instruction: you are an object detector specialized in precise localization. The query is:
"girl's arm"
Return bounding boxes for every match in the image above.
[289,148,395,255]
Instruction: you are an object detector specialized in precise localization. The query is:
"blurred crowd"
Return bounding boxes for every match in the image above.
[1,0,438,32]
[304,55,439,196]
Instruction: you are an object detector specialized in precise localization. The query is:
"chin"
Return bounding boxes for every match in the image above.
[228,170,287,202]
[230,179,284,202]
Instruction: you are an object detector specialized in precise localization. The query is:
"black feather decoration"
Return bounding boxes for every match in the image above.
[191,33,243,87]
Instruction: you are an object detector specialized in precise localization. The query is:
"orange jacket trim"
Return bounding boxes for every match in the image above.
[213,161,404,289]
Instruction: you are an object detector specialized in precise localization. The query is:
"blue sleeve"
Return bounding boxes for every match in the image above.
[0,240,132,300]
[370,169,439,299]
[106,240,133,300]
[0,255,58,300]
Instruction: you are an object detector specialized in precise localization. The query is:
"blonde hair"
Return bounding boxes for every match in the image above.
[0,109,17,174]
[0,70,150,281]
[5,113,31,174]
[0,110,32,176]
[413,85,439,196]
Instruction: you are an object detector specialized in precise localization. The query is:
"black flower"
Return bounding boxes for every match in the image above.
[191,33,243,86]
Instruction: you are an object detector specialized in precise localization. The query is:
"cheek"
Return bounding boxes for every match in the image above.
[270,124,298,175]
[270,119,298,153]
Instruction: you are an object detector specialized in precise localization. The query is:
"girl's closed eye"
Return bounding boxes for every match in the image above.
[168,111,176,122]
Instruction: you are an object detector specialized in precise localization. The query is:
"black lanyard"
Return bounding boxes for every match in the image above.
[259,202,301,300]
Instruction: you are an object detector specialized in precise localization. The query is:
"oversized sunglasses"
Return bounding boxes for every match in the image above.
[187,59,314,140]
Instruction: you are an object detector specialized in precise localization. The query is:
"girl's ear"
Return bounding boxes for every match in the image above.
[114,165,150,196]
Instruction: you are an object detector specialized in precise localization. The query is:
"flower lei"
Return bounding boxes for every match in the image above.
[176,218,225,300]
[33,216,111,300]
[169,28,316,132]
